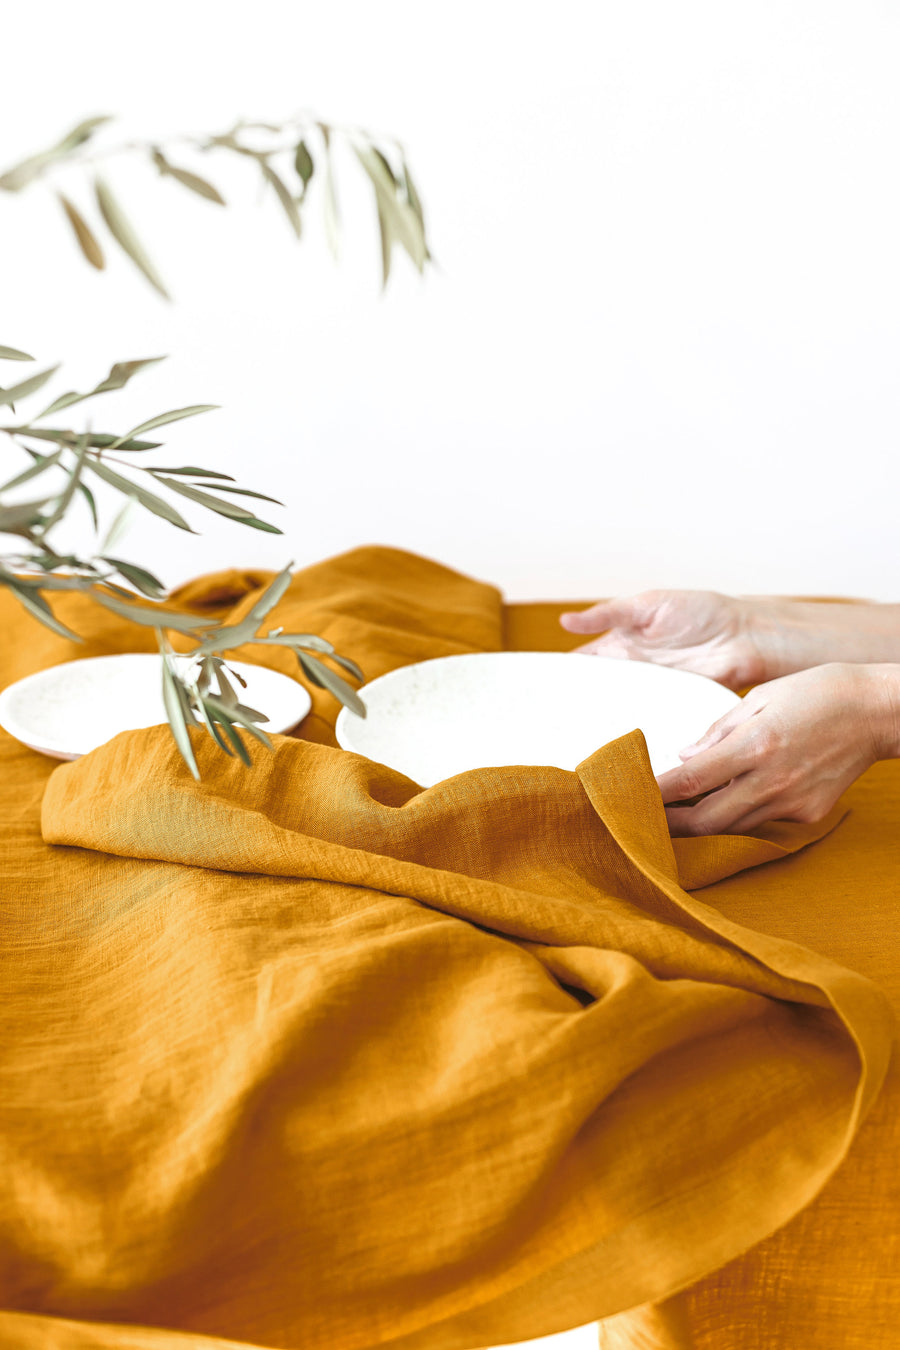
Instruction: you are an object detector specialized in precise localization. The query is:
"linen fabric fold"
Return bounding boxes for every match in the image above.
[0,546,894,1350]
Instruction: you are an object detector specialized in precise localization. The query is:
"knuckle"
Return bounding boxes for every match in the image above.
[675,769,704,800]
[634,590,668,625]
[765,766,793,797]
[640,588,668,607]
[748,723,782,762]
[748,727,772,759]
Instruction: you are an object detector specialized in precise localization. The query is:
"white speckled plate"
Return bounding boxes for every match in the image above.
[335,651,740,786]
[0,654,312,761]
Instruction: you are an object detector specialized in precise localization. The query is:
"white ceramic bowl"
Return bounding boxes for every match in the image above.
[336,651,740,785]
[0,653,312,761]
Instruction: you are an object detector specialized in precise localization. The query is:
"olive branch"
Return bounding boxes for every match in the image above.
[0,112,432,776]
[0,112,429,293]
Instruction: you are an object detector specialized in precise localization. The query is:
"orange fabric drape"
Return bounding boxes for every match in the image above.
[0,546,896,1350]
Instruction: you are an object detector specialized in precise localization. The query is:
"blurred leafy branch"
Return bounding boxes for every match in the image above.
[0,112,429,292]
[0,113,433,776]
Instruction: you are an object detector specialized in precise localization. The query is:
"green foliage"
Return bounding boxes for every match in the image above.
[1,113,433,297]
[0,108,433,774]
[0,355,369,774]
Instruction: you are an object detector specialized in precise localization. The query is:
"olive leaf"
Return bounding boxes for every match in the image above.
[192,692,236,756]
[149,475,281,531]
[94,176,171,300]
[261,631,332,653]
[294,648,366,716]
[198,707,237,761]
[90,588,207,632]
[0,574,82,640]
[58,193,105,270]
[0,496,55,534]
[353,143,426,271]
[161,655,200,779]
[109,403,218,447]
[215,699,272,739]
[402,159,425,228]
[206,133,267,161]
[94,357,168,395]
[261,162,302,239]
[86,458,197,533]
[142,468,281,506]
[243,564,294,627]
[256,631,363,681]
[77,481,99,531]
[100,495,138,553]
[294,140,314,191]
[7,427,162,452]
[7,571,97,594]
[0,116,111,192]
[55,115,113,155]
[212,662,240,708]
[190,564,294,655]
[99,556,167,599]
[376,200,392,288]
[372,148,396,184]
[200,704,253,765]
[320,128,341,261]
[39,432,90,535]
[236,120,283,134]
[0,365,61,409]
[1,448,63,492]
[198,483,283,505]
[220,712,273,752]
[151,148,225,205]
[0,346,34,362]
[26,550,81,573]
[230,514,282,534]
[36,356,165,419]
[142,465,235,479]
[311,647,364,682]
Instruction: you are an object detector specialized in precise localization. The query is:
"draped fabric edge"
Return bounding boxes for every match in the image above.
[34,722,897,1349]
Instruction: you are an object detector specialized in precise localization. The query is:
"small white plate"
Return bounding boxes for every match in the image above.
[335,651,740,785]
[0,653,312,761]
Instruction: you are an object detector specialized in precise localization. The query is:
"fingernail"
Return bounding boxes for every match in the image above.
[679,744,699,758]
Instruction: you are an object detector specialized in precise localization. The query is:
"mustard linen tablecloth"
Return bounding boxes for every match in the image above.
[0,546,896,1350]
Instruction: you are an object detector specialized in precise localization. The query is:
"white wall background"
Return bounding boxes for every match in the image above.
[3,0,899,604]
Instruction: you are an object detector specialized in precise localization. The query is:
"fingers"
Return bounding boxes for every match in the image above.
[677,697,758,760]
[660,750,777,833]
[655,723,758,805]
[663,776,806,836]
[559,598,631,634]
[663,782,761,837]
[655,666,877,836]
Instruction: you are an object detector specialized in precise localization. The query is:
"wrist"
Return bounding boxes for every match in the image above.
[740,599,900,683]
[737,599,820,684]
[858,663,900,761]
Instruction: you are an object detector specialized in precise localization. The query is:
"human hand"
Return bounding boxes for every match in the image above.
[559,590,765,691]
[655,663,899,836]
